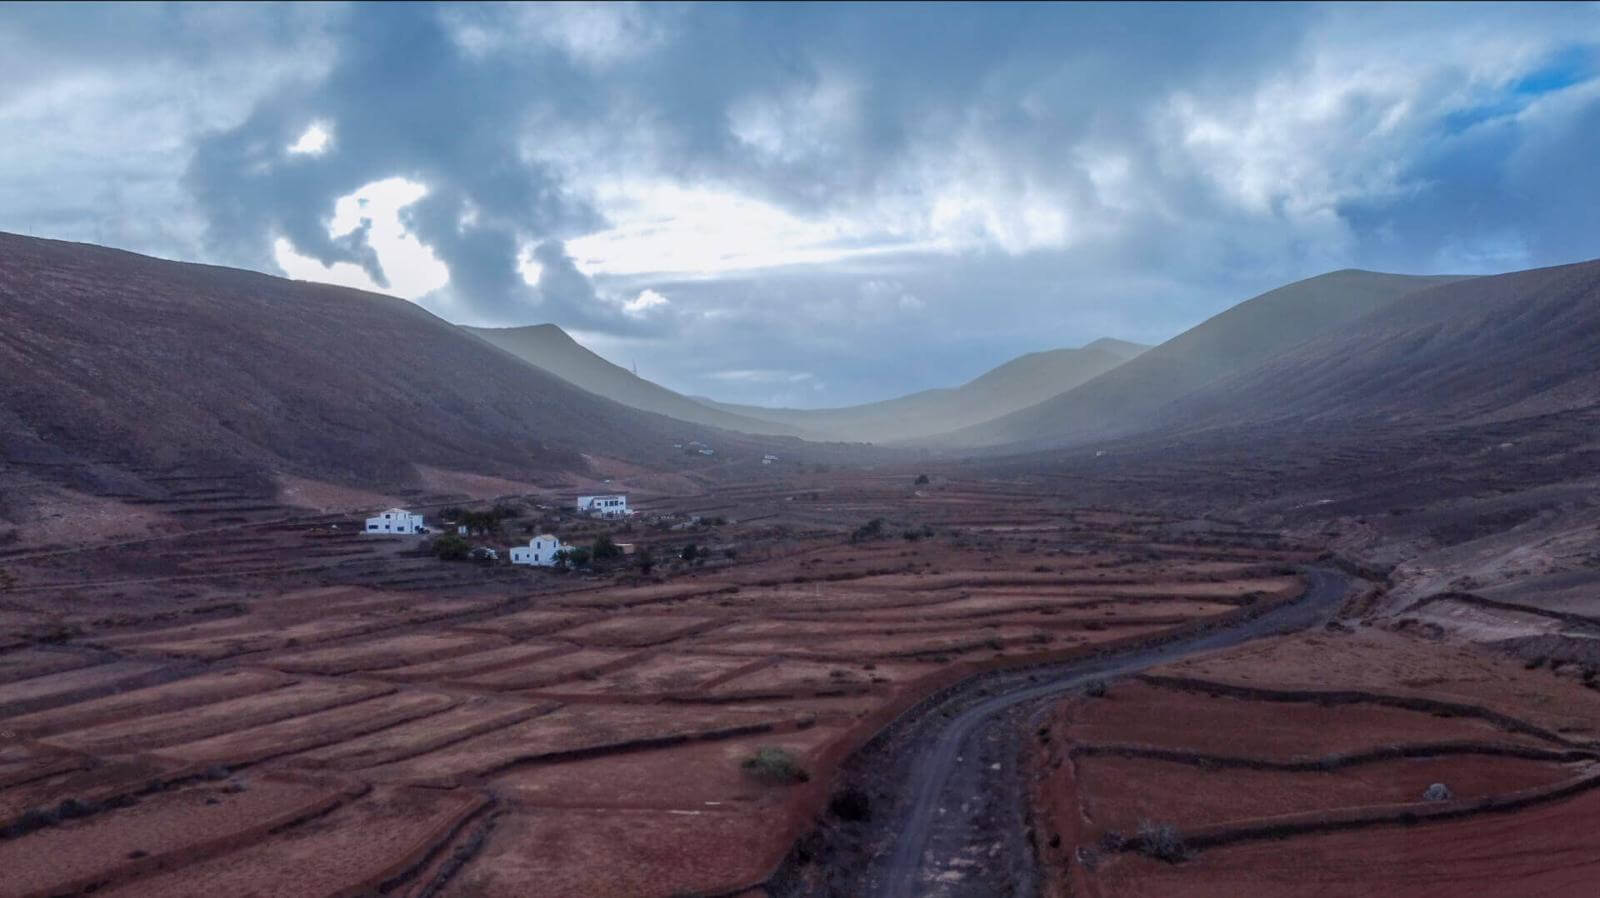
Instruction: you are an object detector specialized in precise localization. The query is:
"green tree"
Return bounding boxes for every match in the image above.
[556,546,592,568]
[592,533,623,561]
[432,533,470,561]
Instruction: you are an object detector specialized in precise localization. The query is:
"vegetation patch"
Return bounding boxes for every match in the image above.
[742,747,810,785]
[1135,819,1188,862]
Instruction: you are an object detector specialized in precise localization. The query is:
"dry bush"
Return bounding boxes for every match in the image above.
[1135,819,1187,862]
[742,747,810,785]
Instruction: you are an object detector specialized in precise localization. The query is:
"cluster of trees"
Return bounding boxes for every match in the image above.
[553,533,628,569]
[432,521,709,579]
[442,504,521,535]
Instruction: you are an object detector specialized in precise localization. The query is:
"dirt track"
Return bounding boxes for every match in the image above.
[773,567,1350,897]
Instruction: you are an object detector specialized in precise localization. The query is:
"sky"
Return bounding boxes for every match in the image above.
[3,2,1598,407]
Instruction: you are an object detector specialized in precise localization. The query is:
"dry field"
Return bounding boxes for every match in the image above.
[1032,625,1600,898]
[0,473,1313,897]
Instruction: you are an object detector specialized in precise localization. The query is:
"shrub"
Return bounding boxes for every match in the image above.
[637,546,655,575]
[431,533,470,561]
[850,518,886,543]
[56,797,98,820]
[1423,782,1453,802]
[829,787,872,821]
[914,474,930,485]
[1083,679,1108,698]
[741,747,810,785]
[10,806,59,837]
[32,623,80,644]
[681,543,699,561]
[1135,819,1187,862]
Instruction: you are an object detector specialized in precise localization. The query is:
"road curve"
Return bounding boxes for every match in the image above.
[872,567,1352,898]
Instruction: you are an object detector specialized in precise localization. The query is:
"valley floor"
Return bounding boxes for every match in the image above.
[0,470,1596,897]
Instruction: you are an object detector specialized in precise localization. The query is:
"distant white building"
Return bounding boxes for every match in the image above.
[577,494,629,518]
[762,454,779,465]
[510,534,567,566]
[365,508,425,534]
[698,448,715,456]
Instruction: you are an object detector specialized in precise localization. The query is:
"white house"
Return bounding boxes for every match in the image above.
[577,494,629,518]
[365,508,425,534]
[510,534,567,566]
[762,454,779,465]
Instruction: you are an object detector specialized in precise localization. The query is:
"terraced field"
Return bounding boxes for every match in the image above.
[0,474,1314,897]
[1032,626,1600,898]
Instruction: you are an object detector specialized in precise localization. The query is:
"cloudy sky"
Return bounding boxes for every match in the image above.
[3,3,1598,406]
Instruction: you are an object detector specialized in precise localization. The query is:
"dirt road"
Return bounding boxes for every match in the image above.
[774,567,1351,898]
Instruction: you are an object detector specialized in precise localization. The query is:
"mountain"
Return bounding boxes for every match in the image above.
[0,232,766,511]
[700,337,1148,443]
[461,324,801,437]
[941,269,1469,448]
[1147,258,1600,433]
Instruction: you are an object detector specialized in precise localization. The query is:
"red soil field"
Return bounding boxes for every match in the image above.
[493,725,847,809]
[441,806,791,898]
[1075,753,1581,833]
[1097,787,1600,898]
[0,774,341,898]
[0,475,1327,896]
[97,786,484,898]
[1031,625,1600,898]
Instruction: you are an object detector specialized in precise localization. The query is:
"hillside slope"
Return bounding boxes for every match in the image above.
[0,232,754,509]
[463,324,800,437]
[942,269,1468,448]
[1151,258,1600,433]
[703,337,1147,443]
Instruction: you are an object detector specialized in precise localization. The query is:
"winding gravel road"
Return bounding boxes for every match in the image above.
[775,567,1352,898]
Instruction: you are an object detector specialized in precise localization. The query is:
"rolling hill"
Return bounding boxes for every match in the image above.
[700,337,1147,443]
[462,324,802,437]
[0,232,772,515]
[940,269,1469,449]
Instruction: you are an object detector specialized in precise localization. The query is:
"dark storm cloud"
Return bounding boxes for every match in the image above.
[3,2,1598,405]
[182,4,607,321]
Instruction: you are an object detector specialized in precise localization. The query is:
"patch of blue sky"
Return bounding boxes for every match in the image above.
[1443,43,1597,135]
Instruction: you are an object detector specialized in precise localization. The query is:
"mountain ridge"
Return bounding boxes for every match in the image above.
[939,269,1471,449]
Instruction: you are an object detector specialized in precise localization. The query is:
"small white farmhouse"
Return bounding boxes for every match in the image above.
[510,534,567,566]
[365,508,425,534]
[577,494,629,518]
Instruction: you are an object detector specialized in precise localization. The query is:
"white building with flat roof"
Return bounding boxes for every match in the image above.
[365,508,425,534]
[510,534,567,566]
[577,494,629,518]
